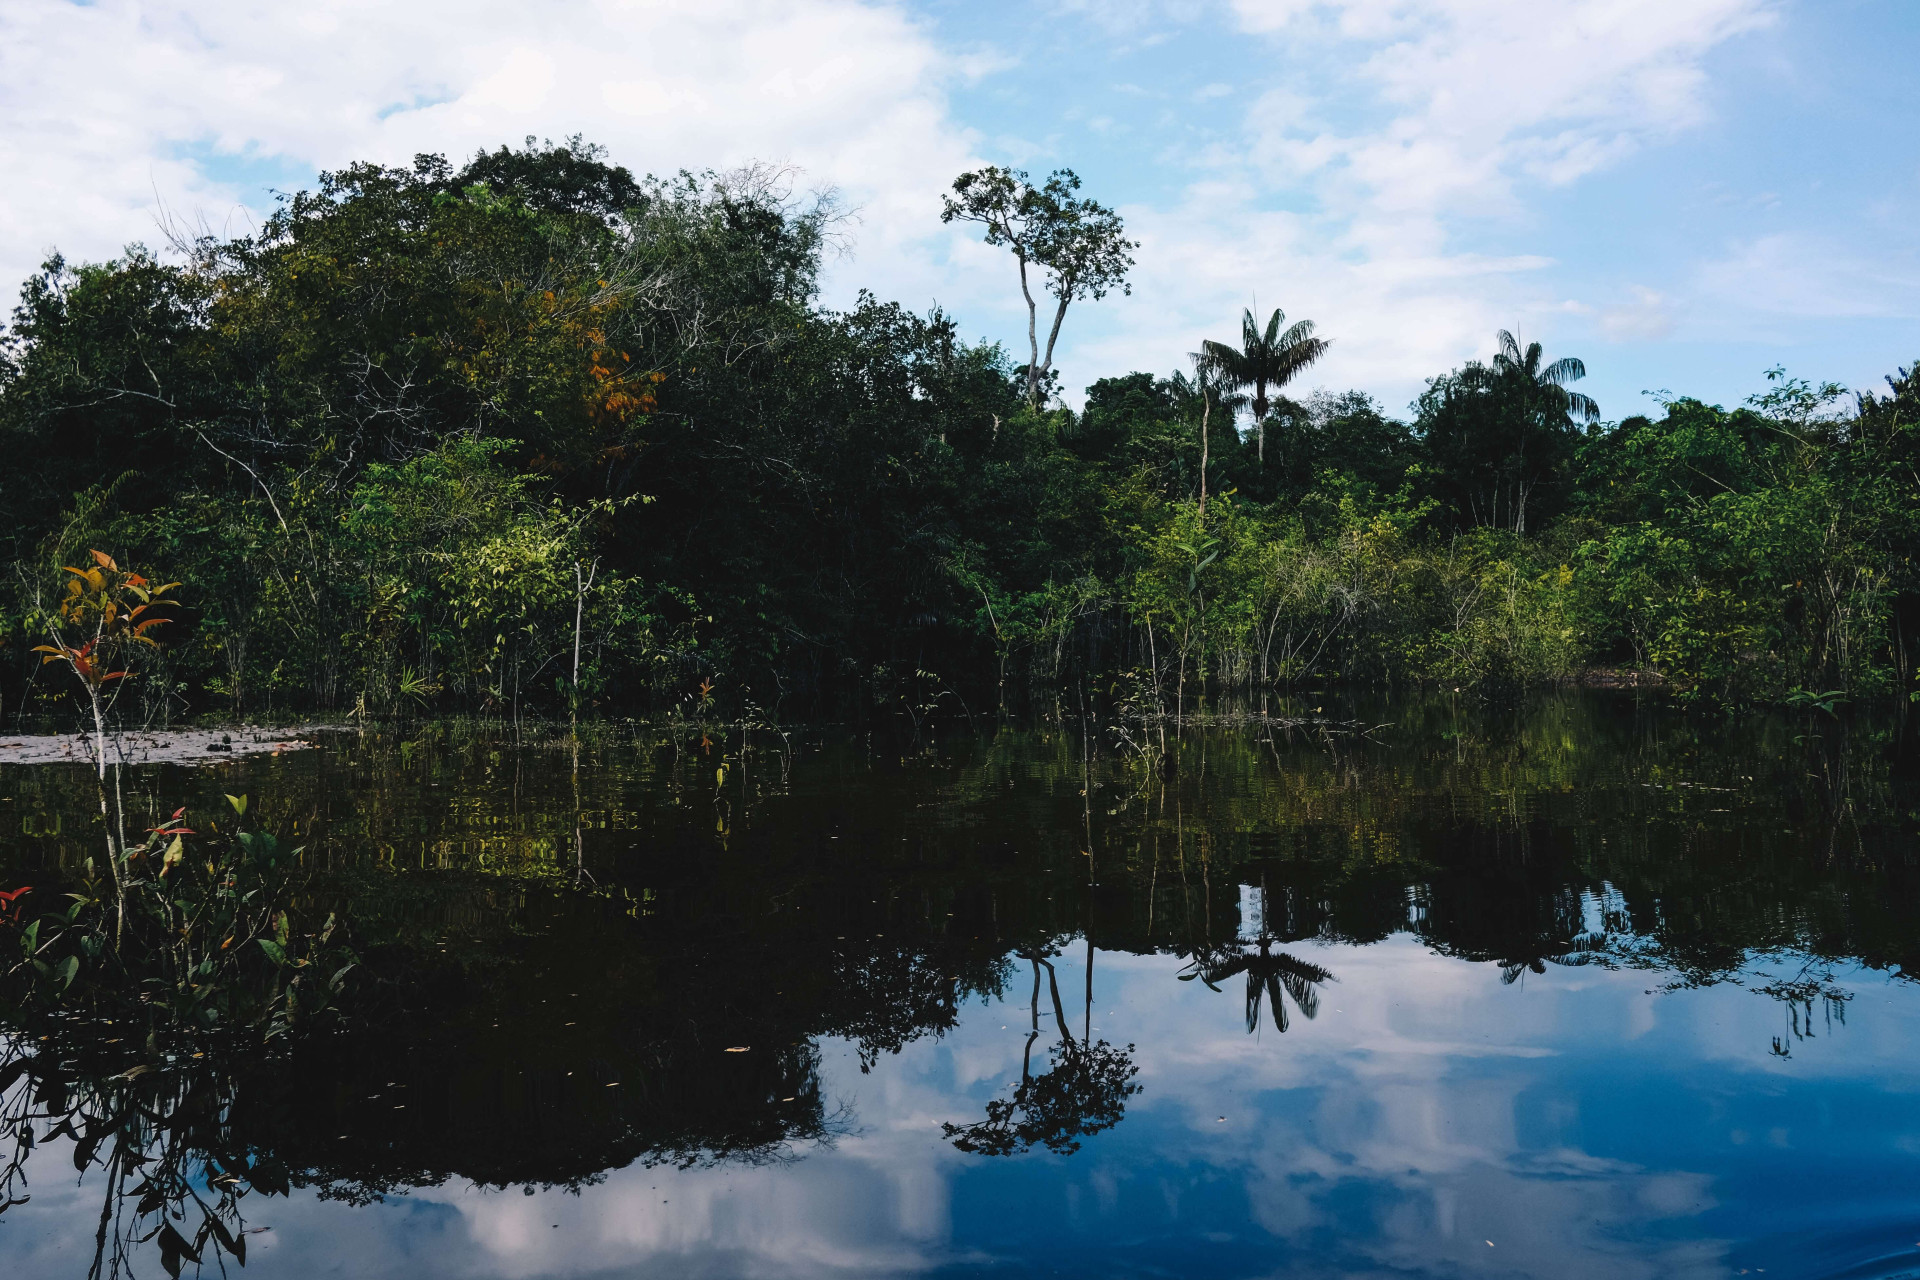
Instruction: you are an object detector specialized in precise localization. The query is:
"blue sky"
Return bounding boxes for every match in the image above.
[2,0,1915,419]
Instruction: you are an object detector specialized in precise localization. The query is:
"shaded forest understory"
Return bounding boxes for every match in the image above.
[3,139,1918,723]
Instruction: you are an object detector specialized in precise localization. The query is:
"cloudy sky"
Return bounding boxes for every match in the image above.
[2,0,1915,417]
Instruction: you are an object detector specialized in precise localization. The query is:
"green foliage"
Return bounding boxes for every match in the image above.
[0,137,1915,714]
[1,793,358,1048]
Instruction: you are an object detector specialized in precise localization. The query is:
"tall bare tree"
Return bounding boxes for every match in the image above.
[942,167,1136,408]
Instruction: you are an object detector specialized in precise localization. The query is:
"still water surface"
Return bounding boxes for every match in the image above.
[3,693,1920,1278]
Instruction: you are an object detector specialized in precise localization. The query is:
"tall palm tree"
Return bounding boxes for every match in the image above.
[1200,306,1331,464]
[1489,329,1600,426]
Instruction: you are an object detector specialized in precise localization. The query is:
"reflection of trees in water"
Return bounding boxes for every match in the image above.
[5,695,1920,1243]
[1179,936,1335,1034]
[0,1033,265,1279]
[0,865,916,1277]
[1174,878,1335,1035]
[0,1008,849,1278]
[1095,697,1920,995]
[1754,958,1853,1059]
[11,697,1920,1007]
[943,953,1139,1157]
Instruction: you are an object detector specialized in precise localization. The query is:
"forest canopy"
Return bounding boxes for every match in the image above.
[2,137,1917,721]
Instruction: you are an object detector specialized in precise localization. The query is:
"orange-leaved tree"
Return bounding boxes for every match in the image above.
[33,550,179,921]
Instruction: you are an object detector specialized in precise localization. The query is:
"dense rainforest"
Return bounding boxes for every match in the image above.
[1,138,1917,724]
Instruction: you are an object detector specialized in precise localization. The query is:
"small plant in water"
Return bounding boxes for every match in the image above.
[5,792,359,1047]
[30,550,180,938]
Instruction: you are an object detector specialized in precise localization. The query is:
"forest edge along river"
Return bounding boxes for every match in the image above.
[1,692,1918,1279]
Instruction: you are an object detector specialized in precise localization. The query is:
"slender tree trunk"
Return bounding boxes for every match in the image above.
[1039,957,1074,1047]
[78,677,127,950]
[1146,622,1162,718]
[1198,392,1211,518]
[1017,254,1041,407]
[1023,959,1041,1082]
[1038,294,1071,401]
[571,557,598,727]
[1177,628,1188,722]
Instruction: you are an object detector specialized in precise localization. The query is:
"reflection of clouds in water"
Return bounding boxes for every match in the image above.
[1356,1160,1721,1280]
[419,1155,953,1279]
[1082,940,1729,1278]
[7,941,1914,1278]
[370,946,1909,1275]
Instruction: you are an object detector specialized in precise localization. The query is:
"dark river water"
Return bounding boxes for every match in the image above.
[3,692,1920,1279]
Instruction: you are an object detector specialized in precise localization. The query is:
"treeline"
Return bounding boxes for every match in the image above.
[1,138,1917,721]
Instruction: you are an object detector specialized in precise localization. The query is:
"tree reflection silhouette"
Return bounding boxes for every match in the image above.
[1179,936,1336,1034]
[1175,875,1337,1035]
[0,1032,268,1280]
[943,954,1139,1156]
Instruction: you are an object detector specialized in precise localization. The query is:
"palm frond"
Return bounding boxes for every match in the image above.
[1274,334,1330,380]
[1199,339,1252,386]
[1249,971,1289,1034]
[1275,954,1331,1020]
[1540,356,1587,387]
[1487,328,1599,423]
[1202,303,1329,418]
[1275,319,1317,349]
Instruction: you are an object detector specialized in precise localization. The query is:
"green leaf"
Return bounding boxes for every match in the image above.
[257,939,288,966]
[57,955,78,989]
[225,793,248,816]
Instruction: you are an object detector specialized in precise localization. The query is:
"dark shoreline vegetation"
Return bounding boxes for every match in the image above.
[0,138,1916,727]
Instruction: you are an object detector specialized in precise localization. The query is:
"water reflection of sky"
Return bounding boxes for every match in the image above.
[14,934,1918,1279]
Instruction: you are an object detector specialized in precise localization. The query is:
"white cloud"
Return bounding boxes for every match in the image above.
[1694,232,1920,324]
[0,0,1804,413]
[1060,0,1777,410]
[0,0,980,318]
[1601,285,1678,340]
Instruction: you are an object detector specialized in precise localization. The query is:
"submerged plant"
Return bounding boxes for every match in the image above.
[2,792,359,1049]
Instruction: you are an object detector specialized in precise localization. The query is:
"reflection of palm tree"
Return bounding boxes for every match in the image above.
[1500,957,1545,985]
[943,953,1139,1157]
[1180,937,1335,1034]
[1495,933,1614,986]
